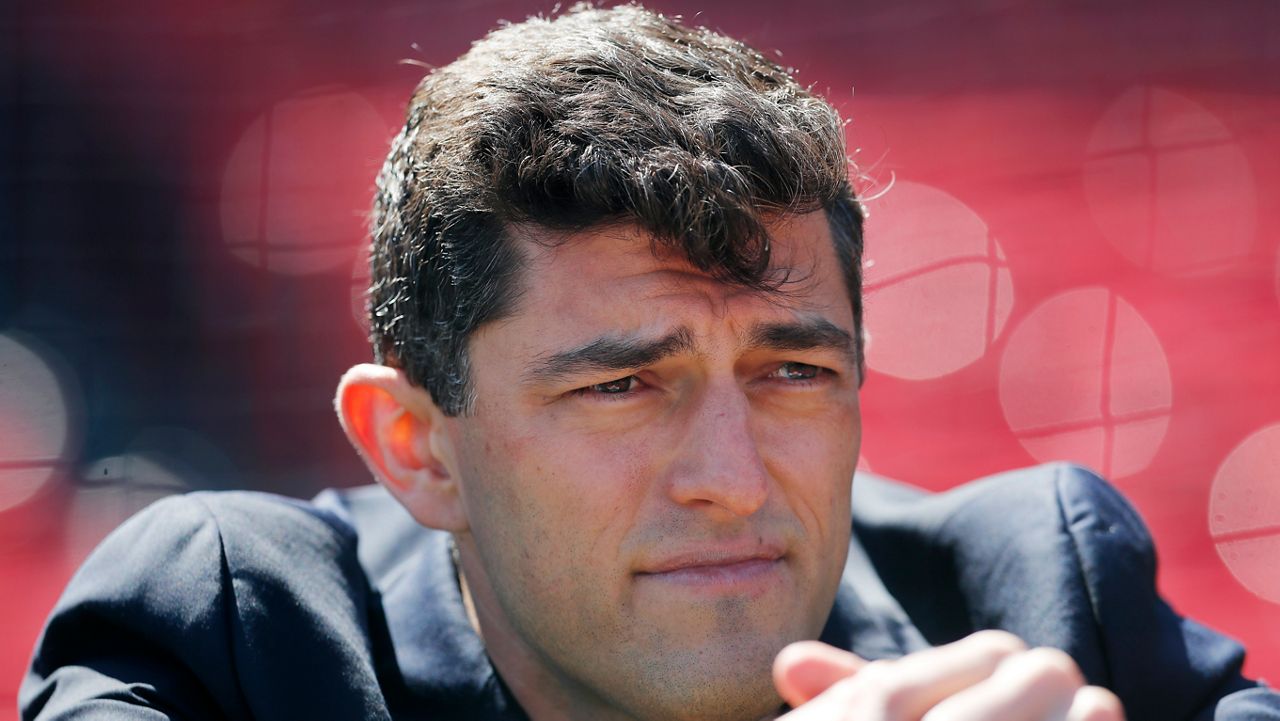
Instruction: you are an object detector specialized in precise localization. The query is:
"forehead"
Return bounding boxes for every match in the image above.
[460,212,856,387]
[508,212,847,317]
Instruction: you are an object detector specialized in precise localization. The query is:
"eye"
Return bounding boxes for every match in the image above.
[575,375,641,396]
[769,362,823,382]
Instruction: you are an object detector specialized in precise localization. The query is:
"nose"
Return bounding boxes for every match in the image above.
[665,380,770,518]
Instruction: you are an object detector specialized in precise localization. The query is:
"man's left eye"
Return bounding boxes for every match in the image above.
[589,376,638,394]
[770,362,823,381]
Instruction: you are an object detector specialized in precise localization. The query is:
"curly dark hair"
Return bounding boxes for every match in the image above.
[370,3,864,415]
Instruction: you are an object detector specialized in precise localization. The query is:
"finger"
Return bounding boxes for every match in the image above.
[778,630,1026,718]
[773,641,867,708]
[1065,686,1126,721]
[854,630,1026,719]
[919,647,1084,721]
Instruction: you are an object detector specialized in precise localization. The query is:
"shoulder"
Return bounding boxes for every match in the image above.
[856,462,1156,594]
[39,488,372,640]
[851,464,1145,674]
[58,490,366,610]
[22,490,393,720]
[80,489,361,560]
[852,464,1276,720]
[854,461,1139,531]
[854,462,1152,580]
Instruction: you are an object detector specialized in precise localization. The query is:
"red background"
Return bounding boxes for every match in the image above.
[2,0,1278,716]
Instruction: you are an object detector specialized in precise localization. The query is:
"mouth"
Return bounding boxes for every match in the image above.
[634,545,787,595]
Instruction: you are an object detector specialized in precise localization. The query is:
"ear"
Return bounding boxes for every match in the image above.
[335,363,468,532]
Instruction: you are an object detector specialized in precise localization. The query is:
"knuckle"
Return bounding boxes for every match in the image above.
[878,682,915,719]
[856,659,897,681]
[1019,647,1086,690]
[1071,686,1126,721]
[848,659,897,692]
[968,629,1028,659]
[846,659,907,710]
[801,672,865,716]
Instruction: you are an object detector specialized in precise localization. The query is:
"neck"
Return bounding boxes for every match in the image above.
[452,533,642,721]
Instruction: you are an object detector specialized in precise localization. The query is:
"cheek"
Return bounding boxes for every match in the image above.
[456,417,650,577]
[761,403,859,528]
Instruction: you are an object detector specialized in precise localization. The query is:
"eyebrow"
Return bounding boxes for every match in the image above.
[523,317,856,386]
[523,327,697,385]
[746,318,857,365]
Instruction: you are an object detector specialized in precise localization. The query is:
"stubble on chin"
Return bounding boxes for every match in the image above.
[601,608,795,721]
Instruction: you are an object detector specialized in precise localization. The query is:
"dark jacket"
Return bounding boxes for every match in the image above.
[20,463,1280,720]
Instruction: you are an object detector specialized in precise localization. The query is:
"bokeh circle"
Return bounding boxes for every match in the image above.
[0,333,79,512]
[1083,86,1257,277]
[221,87,388,275]
[863,181,1014,380]
[999,287,1172,478]
[1210,423,1280,605]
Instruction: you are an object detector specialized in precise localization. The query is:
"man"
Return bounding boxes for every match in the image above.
[21,5,1280,720]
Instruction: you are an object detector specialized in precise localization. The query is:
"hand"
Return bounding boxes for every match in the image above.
[772,630,1125,720]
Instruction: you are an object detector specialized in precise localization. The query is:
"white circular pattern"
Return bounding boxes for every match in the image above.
[863,181,1014,380]
[221,87,387,275]
[0,333,77,512]
[1083,86,1257,277]
[1210,423,1280,605]
[999,287,1172,478]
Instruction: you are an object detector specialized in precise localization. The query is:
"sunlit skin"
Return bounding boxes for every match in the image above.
[435,211,860,721]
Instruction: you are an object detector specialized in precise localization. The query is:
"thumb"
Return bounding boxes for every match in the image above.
[772,641,868,708]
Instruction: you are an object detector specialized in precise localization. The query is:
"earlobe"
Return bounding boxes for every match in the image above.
[335,363,469,532]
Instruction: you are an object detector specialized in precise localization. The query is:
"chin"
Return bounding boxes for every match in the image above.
[632,672,781,721]
[611,631,791,721]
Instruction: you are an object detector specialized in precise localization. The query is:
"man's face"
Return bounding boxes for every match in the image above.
[442,211,861,721]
